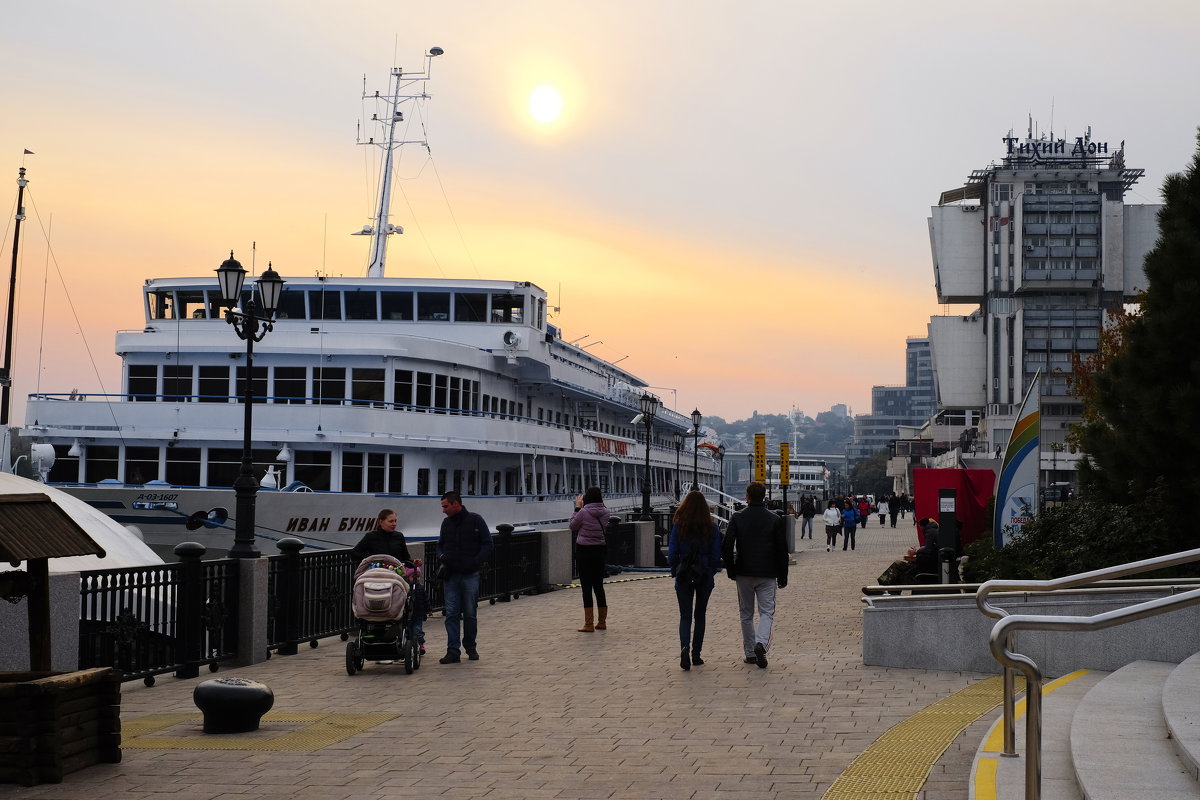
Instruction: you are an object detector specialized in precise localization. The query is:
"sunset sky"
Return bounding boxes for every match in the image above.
[3,1,1199,423]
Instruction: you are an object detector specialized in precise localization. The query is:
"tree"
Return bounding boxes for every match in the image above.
[1074,130,1200,546]
[849,450,891,497]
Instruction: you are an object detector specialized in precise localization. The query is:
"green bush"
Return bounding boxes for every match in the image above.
[962,483,1195,581]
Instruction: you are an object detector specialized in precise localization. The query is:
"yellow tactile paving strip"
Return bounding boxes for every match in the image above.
[823,674,1015,800]
[122,711,396,750]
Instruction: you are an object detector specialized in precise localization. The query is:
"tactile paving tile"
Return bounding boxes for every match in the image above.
[822,674,1010,799]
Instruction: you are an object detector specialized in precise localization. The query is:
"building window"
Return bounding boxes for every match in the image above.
[395,370,414,407]
[273,366,307,404]
[293,450,332,491]
[165,447,201,486]
[351,368,385,407]
[198,366,230,403]
[128,365,157,401]
[124,446,160,485]
[315,367,346,405]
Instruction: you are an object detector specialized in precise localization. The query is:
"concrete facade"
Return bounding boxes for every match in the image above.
[863,588,1200,676]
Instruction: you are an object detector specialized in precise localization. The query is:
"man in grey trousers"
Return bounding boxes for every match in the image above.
[722,482,789,668]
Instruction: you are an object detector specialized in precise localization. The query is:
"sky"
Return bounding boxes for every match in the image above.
[2,1,1199,423]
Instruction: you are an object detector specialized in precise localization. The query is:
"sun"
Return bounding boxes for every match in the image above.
[528,85,564,124]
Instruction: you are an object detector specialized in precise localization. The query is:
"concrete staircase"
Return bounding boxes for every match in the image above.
[973,654,1200,799]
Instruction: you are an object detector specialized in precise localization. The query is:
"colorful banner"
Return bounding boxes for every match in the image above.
[753,434,766,483]
[993,372,1041,546]
[779,443,790,486]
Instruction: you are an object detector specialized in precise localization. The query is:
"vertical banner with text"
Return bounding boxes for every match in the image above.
[779,443,790,486]
[753,434,766,483]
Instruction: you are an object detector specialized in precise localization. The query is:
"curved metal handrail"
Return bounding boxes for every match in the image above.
[990,587,1200,800]
[976,546,1200,759]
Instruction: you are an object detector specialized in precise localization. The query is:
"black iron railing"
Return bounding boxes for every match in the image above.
[267,544,356,654]
[78,545,238,685]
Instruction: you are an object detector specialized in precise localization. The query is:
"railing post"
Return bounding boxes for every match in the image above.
[1002,637,1017,756]
[495,524,514,601]
[173,542,206,679]
[275,538,305,655]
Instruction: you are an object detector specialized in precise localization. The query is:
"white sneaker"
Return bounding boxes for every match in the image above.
[826,546,831,552]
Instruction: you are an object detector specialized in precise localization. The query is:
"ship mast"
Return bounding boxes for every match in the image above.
[1,167,28,429]
[356,47,444,278]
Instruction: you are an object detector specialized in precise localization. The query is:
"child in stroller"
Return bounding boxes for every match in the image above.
[346,554,428,675]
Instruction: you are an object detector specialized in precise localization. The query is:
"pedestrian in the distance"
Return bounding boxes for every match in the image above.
[822,500,842,552]
[569,486,610,632]
[799,495,816,540]
[436,491,494,664]
[841,500,859,551]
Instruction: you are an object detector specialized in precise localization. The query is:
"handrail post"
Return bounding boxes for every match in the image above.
[1025,672,1043,800]
[1002,638,1017,756]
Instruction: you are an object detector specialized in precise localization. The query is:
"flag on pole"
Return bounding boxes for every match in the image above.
[23,149,34,154]
[993,371,1041,546]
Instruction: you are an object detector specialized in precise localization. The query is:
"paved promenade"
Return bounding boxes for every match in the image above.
[8,521,996,800]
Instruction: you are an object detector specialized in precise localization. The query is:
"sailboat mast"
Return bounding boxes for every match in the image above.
[1,167,28,427]
[359,47,444,279]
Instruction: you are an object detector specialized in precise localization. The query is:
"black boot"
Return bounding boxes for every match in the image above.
[679,647,690,671]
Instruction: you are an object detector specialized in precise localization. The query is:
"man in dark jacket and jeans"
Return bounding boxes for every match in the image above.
[722,482,789,668]
[436,491,494,664]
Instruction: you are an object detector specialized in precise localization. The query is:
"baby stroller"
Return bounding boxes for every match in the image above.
[346,554,423,675]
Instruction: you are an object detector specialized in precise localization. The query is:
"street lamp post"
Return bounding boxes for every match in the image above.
[639,393,659,520]
[690,408,702,491]
[215,253,285,559]
[672,431,683,501]
[716,444,726,497]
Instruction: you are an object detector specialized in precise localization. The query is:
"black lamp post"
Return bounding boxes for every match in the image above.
[672,431,683,501]
[639,393,658,519]
[215,253,285,558]
[716,444,726,497]
[689,408,702,491]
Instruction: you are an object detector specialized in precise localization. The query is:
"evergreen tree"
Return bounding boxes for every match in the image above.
[1077,130,1200,543]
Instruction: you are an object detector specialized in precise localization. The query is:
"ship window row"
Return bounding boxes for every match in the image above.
[48,441,664,498]
[147,287,534,325]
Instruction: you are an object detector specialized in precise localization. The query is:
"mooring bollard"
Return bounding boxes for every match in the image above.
[193,676,274,733]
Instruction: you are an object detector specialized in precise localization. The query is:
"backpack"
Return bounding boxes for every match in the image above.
[674,547,707,589]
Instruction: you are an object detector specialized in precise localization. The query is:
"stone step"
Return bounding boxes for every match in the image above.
[974,669,1102,800]
[1161,651,1200,782]
[1070,660,1196,800]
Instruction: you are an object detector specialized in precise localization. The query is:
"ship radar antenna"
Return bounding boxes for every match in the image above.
[355,46,445,279]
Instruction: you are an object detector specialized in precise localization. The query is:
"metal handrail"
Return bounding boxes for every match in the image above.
[978,545,1200,800]
[977,547,1200,758]
[990,588,1200,800]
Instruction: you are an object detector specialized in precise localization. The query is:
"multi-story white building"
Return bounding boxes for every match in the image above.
[927,127,1160,486]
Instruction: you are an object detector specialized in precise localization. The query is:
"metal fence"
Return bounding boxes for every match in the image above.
[78,546,239,685]
[78,529,546,683]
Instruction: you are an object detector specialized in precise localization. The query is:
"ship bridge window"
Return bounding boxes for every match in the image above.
[417,292,450,321]
[491,293,524,324]
[276,291,306,321]
[309,290,343,320]
[163,366,194,402]
[293,450,330,490]
[150,291,173,320]
[454,292,488,322]
[381,291,413,320]
[176,291,207,320]
[236,366,268,404]
[345,290,378,320]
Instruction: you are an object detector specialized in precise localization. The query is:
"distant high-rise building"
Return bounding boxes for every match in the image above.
[848,338,936,464]
[926,127,1160,486]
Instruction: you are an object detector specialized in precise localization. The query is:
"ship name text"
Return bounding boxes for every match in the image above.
[285,516,377,533]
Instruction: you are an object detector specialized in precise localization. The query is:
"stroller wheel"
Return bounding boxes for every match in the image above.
[403,641,415,674]
[345,642,359,676]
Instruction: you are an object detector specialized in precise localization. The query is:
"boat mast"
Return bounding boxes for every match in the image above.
[357,47,444,279]
[1,167,28,428]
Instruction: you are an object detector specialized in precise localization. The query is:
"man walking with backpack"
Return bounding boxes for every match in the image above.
[723,482,789,668]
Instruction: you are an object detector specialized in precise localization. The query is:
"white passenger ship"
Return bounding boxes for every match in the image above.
[22,51,715,558]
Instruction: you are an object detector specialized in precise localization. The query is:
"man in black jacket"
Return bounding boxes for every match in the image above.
[436,492,494,664]
[722,482,789,668]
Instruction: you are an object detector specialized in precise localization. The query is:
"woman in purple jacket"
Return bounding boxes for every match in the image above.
[569,486,611,632]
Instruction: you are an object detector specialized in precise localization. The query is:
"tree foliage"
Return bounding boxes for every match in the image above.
[849,449,891,497]
[1071,130,1200,548]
